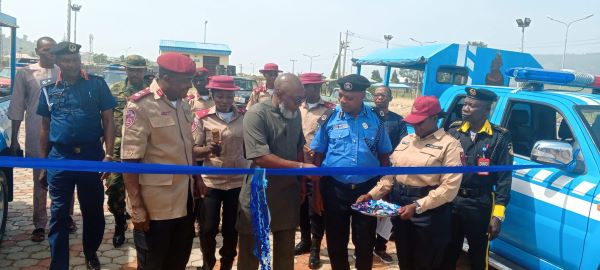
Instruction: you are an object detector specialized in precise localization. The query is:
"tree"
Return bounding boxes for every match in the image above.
[391,70,400,83]
[468,41,488,48]
[371,70,383,82]
[92,53,109,64]
[119,55,126,62]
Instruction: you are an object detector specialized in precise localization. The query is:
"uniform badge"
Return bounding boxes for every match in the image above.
[343,82,353,91]
[321,115,327,121]
[362,122,369,129]
[469,88,477,96]
[68,43,77,52]
[507,142,514,156]
[125,109,136,128]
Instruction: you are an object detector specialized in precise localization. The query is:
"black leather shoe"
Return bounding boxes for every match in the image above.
[85,254,101,270]
[309,249,322,269]
[219,260,233,270]
[294,241,311,255]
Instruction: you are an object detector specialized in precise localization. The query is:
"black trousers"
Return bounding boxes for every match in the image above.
[134,215,195,270]
[374,234,388,251]
[392,193,452,270]
[321,176,378,270]
[442,194,493,270]
[299,180,325,243]
[199,187,241,268]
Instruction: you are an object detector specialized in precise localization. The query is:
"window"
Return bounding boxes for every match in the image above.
[436,66,468,85]
[576,105,600,152]
[503,101,575,157]
[442,95,497,130]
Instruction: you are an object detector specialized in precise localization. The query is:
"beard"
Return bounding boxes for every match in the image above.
[279,103,298,119]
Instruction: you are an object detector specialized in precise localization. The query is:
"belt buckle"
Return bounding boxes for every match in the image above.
[73,147,81,154]
[460,189,468,196]
[350,184,357,190]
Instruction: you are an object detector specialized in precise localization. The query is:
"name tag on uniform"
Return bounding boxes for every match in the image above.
[333,123,349,129]
[477,157,490,175]
[425,144,443,150]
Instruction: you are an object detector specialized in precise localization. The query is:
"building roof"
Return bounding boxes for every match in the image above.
[159,40,231,56]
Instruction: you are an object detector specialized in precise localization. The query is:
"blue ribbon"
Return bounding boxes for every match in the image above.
[249,169,271,270]
[0,156,564,175]
[0,155,575,267]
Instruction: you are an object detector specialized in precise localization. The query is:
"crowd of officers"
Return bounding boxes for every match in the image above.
[6,37,514,270]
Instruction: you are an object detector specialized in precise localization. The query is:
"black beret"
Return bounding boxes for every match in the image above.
[465,87,497,102]
[337,74,371,92]
[51,42,81,55]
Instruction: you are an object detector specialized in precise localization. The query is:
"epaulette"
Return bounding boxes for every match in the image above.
[40,78,55,88]
[195,109,211,119]
[237,107,247,115]
[493,124,509,133]
[449,121,463,129]
[371,107,386,119]
[317,107,336,127]
[253,86,266,94]
[128,88,152,102]
[323,101,336,109]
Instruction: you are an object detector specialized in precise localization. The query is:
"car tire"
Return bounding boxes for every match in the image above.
[0,171,8,245]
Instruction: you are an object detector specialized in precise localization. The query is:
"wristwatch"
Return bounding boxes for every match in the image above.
[414,200,424,214]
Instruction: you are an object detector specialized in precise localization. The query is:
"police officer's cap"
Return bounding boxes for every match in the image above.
[51,42,81,55]
[124,55,147,69]
[337,74,371,92]
[465,87,497,102]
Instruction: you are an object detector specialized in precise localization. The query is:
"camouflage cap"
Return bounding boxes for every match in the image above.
[124,55,147,69]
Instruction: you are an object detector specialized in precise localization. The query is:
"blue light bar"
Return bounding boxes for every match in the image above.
[506,67,600,88]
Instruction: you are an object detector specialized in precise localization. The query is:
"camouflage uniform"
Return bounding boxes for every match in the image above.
[106,78,147,216]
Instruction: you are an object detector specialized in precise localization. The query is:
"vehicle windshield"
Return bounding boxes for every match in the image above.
[234,78,257,91]
[0,69,11,78]
[576,105,600,151]
[103,71,128,86]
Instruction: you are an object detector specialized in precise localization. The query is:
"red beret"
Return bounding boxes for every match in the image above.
[157,53,196,75]
[195,67,209,77]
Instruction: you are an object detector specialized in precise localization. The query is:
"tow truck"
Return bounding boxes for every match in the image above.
[355,43,600,269]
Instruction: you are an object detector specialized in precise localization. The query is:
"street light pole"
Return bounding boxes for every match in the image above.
[516,18,532,52]
[303,54,319,72]
[347,47,363,73]
[290,59,297,74]
[384,35,393,48]
[204,20,208,43]
[71,4,82,44]
[547,14,594,69]
[67,0,72,42]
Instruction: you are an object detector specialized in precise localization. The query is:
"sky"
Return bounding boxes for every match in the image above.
[3,0,600,75]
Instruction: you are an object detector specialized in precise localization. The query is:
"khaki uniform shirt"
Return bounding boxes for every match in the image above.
[368,128,464,212]
[245,86,272,109]
[193,106,250,190]
[121,81,195,221]
[299,99,334,163]
[187,87,214,112]
[237,100,305,233]
[7,63,59,157]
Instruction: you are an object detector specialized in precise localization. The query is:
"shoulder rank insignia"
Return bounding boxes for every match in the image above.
[237,107,247,115]
[128,87,152,102]
[317,107,336,127]
[40,78,55,88]
[195,108,211,119]
[371,107,386,118]
[494,124,509,133]
[449,120,463,129]
[323,101,337,109]
[253,86,266,94]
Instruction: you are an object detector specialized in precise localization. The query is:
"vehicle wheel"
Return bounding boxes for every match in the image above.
[0,171,8,245]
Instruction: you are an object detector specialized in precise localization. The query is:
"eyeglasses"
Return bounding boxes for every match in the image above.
[264,72,279,77]
[373,94,389,98]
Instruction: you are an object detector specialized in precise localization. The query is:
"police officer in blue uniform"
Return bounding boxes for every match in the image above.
[37,42,116,270]
[311,74,393,270]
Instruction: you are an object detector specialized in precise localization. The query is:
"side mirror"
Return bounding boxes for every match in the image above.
[530,140,583,174]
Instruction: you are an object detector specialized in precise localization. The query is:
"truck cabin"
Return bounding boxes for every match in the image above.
[352,43,542,98]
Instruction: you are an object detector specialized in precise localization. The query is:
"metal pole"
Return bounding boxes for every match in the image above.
[548,14,594,69]
[67,0,72,41]
[74,10,77,43]
[342,30,349,76]
[204,21,208,43]
[520,27,525,52]
[10,27,16,95]
[337,32,342,79]
[290,59,297,73]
